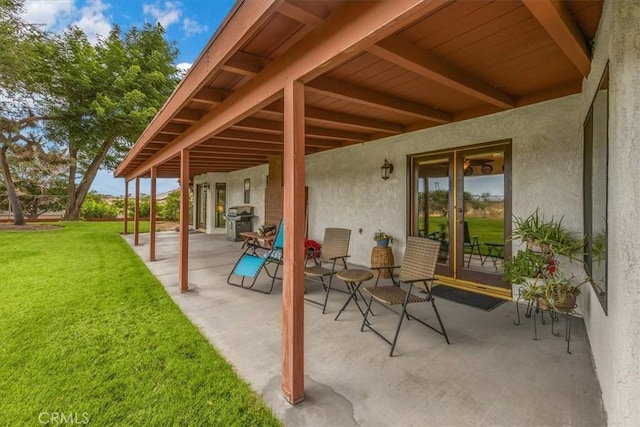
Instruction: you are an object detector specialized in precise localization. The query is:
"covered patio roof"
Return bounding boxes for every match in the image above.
[114,0,603,180]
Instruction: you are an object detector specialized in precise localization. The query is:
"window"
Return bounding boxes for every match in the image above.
[583,64,609,313]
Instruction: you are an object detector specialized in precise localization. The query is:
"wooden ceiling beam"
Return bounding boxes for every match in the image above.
[172,109,204,123]
[523,0,591,77]
[306,76,451,123]
[232,117,368,141]
[192,87,227,103]
[201,139,284,152]
[199,139,320,154]
[160,123,190,135]
[217,129,282,143]
[220,51,267,77]
[277,2,323,25]
[262,101,404,134]
[367,36,515,109]
[150,134,176,143]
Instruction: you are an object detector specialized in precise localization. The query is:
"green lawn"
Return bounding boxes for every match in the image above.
[0,222,281,426]
[424,216,505,257]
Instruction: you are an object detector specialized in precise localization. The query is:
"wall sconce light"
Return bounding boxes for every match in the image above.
[381,159,394,180]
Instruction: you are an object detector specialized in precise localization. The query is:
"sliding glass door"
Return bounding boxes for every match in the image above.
[410,142,511,290]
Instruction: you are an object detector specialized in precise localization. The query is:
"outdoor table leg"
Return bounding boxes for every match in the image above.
[335,280,368,320]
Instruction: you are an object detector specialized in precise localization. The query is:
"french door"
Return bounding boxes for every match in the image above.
[410,142,511,291]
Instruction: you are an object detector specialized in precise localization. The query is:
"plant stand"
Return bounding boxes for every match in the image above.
[513,287,580,354]
[371,246,394,279]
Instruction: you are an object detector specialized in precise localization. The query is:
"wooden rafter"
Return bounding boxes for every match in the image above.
[523,0,591,77]
[367,35,515,109]
[263,102,405,134]
[306,76,451,123]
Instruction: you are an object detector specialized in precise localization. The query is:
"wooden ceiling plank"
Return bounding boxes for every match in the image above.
[367,35,514,109]
[306,76,451,123]
[120,0,452,179]
[523,0,590,77]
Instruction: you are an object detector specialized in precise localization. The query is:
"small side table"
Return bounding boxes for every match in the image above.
[371,246,394,279]
[334,269,374,320]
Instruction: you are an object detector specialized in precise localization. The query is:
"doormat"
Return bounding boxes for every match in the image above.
[430,285,506,311]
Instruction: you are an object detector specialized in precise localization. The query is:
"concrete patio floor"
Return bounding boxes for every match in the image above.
[124,231,606,426]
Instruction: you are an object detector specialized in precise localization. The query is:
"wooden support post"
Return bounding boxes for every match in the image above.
[123,180,129,235]
[281,80,305,405]
[150,166,157,261]
[134,177,140,246]
[179,149,190,292]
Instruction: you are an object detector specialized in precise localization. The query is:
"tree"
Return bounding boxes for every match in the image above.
[0,0,54,224]
[0,144,67,218]
[44,24,179,220]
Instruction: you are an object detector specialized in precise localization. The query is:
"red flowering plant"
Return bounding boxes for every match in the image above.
[304,239,322,259]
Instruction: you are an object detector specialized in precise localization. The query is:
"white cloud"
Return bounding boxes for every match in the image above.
[176,62,192,73]
[175,62,191,78]
[142,1,182,29]
[22,0,76,31]
[72,0,112,44]
[182,17,207,36]
[22,0,112,44]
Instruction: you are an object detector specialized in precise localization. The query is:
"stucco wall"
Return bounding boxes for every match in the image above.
[580,0,640,425]
[194,166,269,235]
[304,95,583,269]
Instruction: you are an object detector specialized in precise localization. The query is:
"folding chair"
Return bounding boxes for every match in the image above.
[361,236,450,356]
[226,220,284,294]
[464,221,481,267]
[304,228,351,313]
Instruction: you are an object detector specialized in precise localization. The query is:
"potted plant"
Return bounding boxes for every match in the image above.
[373,230,393,247]
[510,209,585,259]
[502,249,550,287]
[541,272,587,311]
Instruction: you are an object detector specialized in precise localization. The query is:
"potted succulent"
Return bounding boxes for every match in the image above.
[541,272,587,311]
[373,230,393,247]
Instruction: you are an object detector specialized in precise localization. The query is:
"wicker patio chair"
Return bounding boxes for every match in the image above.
[304,227,351,313]
[227,219,284,294]
[361,236,450,356]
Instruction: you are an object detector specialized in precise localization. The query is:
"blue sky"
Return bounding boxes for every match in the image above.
[21,0,236,195]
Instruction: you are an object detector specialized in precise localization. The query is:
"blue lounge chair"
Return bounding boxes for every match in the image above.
[227,220,284,294]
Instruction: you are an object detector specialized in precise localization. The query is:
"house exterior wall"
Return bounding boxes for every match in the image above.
[579,0,640,425]
[305,95,583,269]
